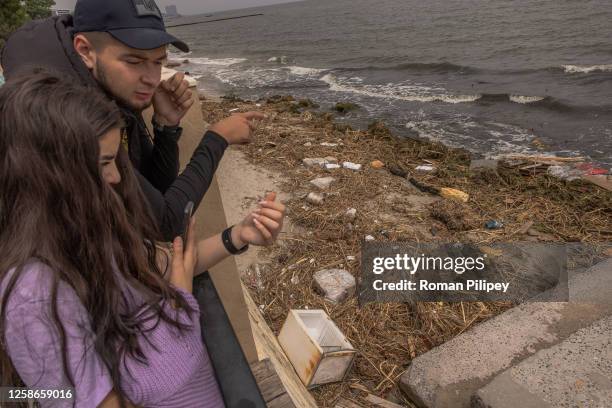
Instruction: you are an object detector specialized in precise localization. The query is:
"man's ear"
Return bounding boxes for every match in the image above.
[73,34,97,70]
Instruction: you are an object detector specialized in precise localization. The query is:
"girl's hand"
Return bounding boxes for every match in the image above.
[170,217,197,293]
[234,192,286,247]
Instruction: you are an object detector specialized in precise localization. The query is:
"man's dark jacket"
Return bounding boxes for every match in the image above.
[1,16,228,241]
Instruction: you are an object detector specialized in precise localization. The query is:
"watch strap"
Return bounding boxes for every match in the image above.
[222,226,249,255]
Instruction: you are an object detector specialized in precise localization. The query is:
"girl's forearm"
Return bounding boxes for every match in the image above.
[194,227,246,274]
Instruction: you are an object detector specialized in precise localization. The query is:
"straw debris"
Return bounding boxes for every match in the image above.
[201,95,611,407]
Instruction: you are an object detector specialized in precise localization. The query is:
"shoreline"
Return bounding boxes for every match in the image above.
[203,93,611,406]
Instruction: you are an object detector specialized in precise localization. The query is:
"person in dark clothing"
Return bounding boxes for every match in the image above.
[1,0,264,241]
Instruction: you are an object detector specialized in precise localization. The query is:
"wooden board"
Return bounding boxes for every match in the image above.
[243,284,318,408]
[142,72,259,363]
[582,175,612,192]
[250,358,296,408]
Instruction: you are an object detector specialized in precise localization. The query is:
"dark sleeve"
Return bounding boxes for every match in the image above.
[137,130,229,241]
[139,125,181,194]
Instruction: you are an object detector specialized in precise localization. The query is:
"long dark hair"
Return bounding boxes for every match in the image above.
[0,73,194,406]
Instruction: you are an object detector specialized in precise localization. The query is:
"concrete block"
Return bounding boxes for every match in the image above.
[472,316,612,408]
[313,269,356,303]
[399,258,612,408]
[310,177,336,190]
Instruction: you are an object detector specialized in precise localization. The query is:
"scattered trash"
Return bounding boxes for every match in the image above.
[365,235,375,241]
[278,310,356,387]
[415,165,435,172]
[325,163,341,170]
[313,268,356,304]
[547,165,582,181]
[485,220,504,230]
[345,208,357,221]
[371,160,385,169]
[306,192,325,205]
[290,274,300,285]
[310,177,336,190]
[302,157,328,168]
[229,108,240,113]
[346,256,356,261]
[320,142,338,147]
[343,162,362,171]
[439,187,470,203]
[409,178,470,202]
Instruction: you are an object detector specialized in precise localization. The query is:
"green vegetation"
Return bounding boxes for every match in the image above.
[0,0,55,50]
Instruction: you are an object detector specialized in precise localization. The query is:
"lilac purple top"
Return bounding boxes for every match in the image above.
[1,261,225,407]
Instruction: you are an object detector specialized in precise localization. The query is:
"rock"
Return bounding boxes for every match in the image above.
[388,165,408,178]
[365,235,375,241]
[306,192,324,205]
[325,163,341,170]
[470,159,499,171]
[343,162,362,171]
[313,269,356,303]
[304,142,312,147]
[324,156,338,164]
[303,158,327,168]
[333,102,359,114]
[310,177,336,190]
[345,208,357,221]
[371,160,385,169]
[182,59,190,63]
[320,142,338,147]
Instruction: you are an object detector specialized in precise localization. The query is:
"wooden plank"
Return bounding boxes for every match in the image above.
[267,393,296,408]
[365,394,406,408]
[250,359,287,403]
[243,283,318,408]
[582,175,612,192]
[143,74,259,363]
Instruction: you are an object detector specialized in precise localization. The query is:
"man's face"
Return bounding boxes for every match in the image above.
[89,37,167,111]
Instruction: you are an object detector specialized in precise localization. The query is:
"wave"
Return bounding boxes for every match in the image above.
[187,57,247,66]
[338,61,480,74]
[509,95,546,104]
[320,73,480,104]
[268,56,290,64]
[562,64,612,74]
[285,66,327,77]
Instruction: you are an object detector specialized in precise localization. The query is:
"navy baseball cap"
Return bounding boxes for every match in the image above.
[73,0,189,52]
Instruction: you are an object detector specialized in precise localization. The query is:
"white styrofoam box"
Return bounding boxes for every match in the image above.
[278,309,356,388]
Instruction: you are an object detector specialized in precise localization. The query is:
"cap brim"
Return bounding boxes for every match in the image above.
[108,28,189,53]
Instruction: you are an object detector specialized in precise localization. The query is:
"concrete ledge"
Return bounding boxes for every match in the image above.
[473,315,612,408]
[400,258,612,408]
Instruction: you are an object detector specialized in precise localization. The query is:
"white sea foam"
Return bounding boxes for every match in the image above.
[285,66,326,77]
[320,74,481,104]
[268,56,289,64]
[509,95,546,104]
[562,64,612,74]
[187,57,247,66]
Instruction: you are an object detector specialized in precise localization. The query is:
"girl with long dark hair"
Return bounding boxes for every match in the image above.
[0,73,285,407]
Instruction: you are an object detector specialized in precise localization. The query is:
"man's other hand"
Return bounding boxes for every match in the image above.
[209,111,266,145]
[153,72,194,126]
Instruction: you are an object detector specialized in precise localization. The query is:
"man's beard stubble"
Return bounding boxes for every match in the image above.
[95,60,152,112]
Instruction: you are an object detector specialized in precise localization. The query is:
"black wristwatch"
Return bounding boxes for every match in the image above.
[152,117,183,141]
[222,226,249,255]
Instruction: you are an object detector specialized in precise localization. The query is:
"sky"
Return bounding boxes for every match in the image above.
[52,0,302,15]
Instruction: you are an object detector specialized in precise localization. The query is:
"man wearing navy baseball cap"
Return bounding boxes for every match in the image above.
[2,0,264,241]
